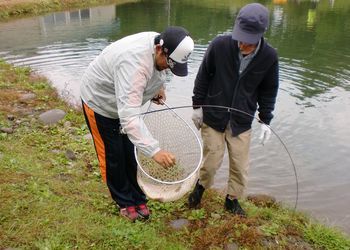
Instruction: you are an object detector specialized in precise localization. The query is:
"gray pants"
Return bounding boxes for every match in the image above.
[199,123,251,198]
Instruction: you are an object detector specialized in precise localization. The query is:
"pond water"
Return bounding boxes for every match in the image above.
[0,0,349,234]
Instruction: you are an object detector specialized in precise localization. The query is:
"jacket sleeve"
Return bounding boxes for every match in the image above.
[257,58,279,125]
[114,59,160,157]
[192,41,216,107]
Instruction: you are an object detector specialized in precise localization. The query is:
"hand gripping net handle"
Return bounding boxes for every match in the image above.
[134,101,203,185]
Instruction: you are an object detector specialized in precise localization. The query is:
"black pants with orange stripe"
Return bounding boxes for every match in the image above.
[82,101,147,208]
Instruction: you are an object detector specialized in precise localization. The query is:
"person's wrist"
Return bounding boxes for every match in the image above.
[150,147,161,158]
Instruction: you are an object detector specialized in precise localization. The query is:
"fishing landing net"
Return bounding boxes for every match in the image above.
[135,102,203,202]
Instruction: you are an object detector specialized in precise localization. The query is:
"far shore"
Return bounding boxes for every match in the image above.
[0,0,138,21]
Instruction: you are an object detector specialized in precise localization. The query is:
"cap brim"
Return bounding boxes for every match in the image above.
[232,23,262,44]
[169,62,188,77]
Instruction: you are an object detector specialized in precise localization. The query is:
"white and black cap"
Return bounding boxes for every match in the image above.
[159,26,194,77]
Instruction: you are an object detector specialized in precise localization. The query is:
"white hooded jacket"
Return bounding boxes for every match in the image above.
[80,32,166,157]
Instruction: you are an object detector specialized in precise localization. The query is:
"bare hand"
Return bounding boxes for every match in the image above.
[152,150,176,168]
[151,87,166,105]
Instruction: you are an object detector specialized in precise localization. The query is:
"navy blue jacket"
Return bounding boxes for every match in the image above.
[192,35,279,136]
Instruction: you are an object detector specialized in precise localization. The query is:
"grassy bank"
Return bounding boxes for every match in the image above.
[0,0,138,21]
[1,61,350,249]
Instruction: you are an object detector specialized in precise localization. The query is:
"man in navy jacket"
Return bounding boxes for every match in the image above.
[189,3,279,216]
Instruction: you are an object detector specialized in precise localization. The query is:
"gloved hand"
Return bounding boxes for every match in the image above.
[192,108,203,130]
[259,123,271,145]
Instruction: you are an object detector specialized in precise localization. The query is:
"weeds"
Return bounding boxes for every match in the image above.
[304,223,350,250]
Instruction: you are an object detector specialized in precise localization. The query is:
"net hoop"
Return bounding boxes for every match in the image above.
[134,101,203,185]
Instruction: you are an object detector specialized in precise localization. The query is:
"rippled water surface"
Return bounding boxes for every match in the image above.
[0,0,349,234]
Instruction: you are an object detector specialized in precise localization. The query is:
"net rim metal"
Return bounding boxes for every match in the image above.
[134,102,203,185]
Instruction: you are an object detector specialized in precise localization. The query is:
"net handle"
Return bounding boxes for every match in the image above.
[135,101,203,185]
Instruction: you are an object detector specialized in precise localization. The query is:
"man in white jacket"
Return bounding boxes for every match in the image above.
[80,26,194,221]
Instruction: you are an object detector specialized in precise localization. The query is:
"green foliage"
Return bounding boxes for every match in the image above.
[110,222,166,249]
[233,223,249,238]
[148,200,186,221]
[187,208,206,220]
[149,200,176,213]
[259,222,281,237]
[32,81,50,90]
[0,132,7,140]
[304,223,350,250]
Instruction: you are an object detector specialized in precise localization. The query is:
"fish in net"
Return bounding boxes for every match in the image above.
[138,154,186,183]
[135,102,202,202]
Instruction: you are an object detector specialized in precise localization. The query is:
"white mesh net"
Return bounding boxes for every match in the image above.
[135,102,202,202]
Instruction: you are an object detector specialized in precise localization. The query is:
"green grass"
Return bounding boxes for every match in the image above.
[1,60,350,249]
[304,223,350,250]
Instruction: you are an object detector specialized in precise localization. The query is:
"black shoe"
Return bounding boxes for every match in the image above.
[188,180,205,208]
[225,195,246,217]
